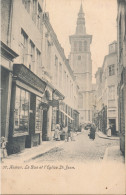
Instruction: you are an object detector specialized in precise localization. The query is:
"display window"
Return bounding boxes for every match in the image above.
[35,97,43,131]
[14,87,30,133]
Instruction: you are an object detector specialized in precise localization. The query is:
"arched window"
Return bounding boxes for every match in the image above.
[74,41,77,51]
[84,41,87,51]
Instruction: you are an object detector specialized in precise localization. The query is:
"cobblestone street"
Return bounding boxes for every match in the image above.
[33,130,119,163]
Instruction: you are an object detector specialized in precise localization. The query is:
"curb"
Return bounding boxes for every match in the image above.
[96,132,119,140]
[25,142,64,162]
[26,133,82,162]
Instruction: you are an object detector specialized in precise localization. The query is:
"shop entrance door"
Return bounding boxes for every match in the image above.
[42,110,48,141]
[109,119,116,135]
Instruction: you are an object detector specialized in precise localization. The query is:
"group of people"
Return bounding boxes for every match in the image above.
[54,123,75,142]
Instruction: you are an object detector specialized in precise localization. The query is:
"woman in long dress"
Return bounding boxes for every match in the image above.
[54,124,61,141]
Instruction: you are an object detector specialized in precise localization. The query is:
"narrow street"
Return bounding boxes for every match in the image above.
[33,130,119,163]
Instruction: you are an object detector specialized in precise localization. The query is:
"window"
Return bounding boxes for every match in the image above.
[108,85,115,100]
[74,41,77,52]
[36,97,43,131]
[78,55,81,60]
[14,87,30,133]
[29,40,35,71]
[84,41,87,51]
[22,0,31,13]
[108,64,115,76]
[36,49,41,73]
[37,3,42,31]
[54,56,58,84]
[31,0,37,23]
[20,29,28,65]
[47,41,51,69]
[59,63,62,87]
[79,41,82,52]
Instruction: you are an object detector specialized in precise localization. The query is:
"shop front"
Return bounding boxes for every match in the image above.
[51,89,64,135]
[73,110,79,131]
[8,64,46,154]
[1,41,18,141]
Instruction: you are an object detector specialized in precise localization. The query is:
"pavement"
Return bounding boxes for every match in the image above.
[2,132,82,163]
[96,130,120,140]
[1,131,124,164]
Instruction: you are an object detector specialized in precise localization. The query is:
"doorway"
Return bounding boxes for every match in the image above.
[42,110,48,141]
[109,119,116,135]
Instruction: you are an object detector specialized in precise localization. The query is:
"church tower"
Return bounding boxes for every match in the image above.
[69,3,93,123]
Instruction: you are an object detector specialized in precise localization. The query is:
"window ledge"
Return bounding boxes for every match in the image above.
[13,132,29,137]
[35,131,42,134]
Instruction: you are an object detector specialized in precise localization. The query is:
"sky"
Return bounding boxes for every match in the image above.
[45,0,117,83]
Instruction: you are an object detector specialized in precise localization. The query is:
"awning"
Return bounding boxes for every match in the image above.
[59,109,74,120]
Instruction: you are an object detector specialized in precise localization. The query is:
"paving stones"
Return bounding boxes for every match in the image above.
[34,131,119,163]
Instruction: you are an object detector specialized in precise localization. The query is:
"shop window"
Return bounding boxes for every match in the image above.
[35,97,43,131]
[14,87,30,133]
[108,64,115,76]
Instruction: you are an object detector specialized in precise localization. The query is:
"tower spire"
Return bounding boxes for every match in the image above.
[76,3,86,35]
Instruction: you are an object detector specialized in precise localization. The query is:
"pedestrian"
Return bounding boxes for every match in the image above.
[54,124,61,141]
[107,125,112,137]
[67,122,72,142]
[89,123,96,140]
[1,137,8,162]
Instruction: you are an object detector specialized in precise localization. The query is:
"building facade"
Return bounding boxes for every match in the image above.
[117,0,126,156]
[42,12,79,135]
[95,41,118,135]
[1,0,79,154]
[69,4,93,124]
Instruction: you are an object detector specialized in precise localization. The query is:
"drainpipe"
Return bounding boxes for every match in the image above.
[7,0,13,47]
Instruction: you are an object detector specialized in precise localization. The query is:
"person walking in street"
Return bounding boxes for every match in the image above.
[89,123,96,140]
[67,122,72,142]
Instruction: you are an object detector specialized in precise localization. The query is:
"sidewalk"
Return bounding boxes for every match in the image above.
[2,132,82,163]
[2,140,65,163]
[96,131,119,140]
[103,145,125,163]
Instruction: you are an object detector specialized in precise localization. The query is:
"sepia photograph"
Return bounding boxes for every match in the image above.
[0,0,126,194]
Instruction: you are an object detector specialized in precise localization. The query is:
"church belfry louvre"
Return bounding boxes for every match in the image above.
[69,3,94,123]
